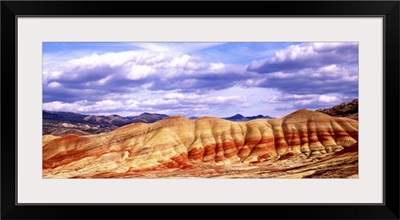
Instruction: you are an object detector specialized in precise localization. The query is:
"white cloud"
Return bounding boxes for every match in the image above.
[163,93,247,104]
[318,95,340,103]
[43,99,124,113]
[126,64,154,80]
[247,42,358,74]
[43,91,250,117]
[97,76,112,85]
[265,93,351,111]
[44,49,247,85]
[42,42,358,117]
[48,81,61,88]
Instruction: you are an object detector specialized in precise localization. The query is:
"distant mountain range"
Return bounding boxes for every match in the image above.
[223,114,273,121]
[44,98,359,137]
[43,111,169,136]
[43,110,273,136]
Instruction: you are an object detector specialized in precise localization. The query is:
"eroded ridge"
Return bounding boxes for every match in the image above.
[43,110,358,178]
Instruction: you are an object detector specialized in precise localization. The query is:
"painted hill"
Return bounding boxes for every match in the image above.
[43,110,273,136]
[43,109,358,178]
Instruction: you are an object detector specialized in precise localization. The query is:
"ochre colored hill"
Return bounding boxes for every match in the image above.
[43,110,358,178]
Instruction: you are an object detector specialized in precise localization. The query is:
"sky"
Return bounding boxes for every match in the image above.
[42,42,358,118]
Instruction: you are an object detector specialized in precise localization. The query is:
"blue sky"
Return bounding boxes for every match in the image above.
[42,42,358,118]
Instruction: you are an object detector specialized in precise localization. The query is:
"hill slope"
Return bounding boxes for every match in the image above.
[43,110,358,178]
[316,99,358,120]
[43,111,273,135]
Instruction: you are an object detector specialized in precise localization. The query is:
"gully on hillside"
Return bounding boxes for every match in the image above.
[43,109,358,179]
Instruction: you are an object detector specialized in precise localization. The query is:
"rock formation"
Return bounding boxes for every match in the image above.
[43,109,358,178]
[316,99,358,120]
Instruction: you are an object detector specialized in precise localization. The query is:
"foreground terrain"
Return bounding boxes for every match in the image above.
[43,109,358,178]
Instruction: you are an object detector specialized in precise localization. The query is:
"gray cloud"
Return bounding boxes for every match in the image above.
[246,64,358,96]
[247,43,358,74]
[42,43,359,116]
[43,93,249,117]
[43,51,250,103]
[266,93,357,111]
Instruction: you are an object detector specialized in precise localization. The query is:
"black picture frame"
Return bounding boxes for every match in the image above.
[1,1,399,219]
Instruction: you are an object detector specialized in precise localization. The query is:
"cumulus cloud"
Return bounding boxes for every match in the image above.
[42,42,359,117]
[247,43,358,74]
[266,93,356,111]
[247,64,358,95]
[43,93,250,117]
[243,43,359,113]
[43,50,250,103]
[162,93,248,106]
[43,100,124,113]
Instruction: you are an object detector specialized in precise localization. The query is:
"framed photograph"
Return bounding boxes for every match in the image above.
[1,1,399,219]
